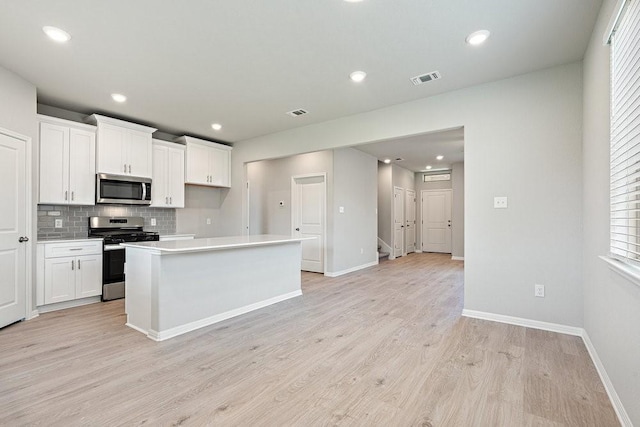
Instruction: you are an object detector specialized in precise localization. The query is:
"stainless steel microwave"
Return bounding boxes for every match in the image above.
[96,173,152,205]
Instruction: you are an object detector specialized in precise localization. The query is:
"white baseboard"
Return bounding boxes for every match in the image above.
[37,296,101,314]
[461,308,631,426]
[325,260,378,278]
[145,290,303,341]
[461,309,583,336]
[415,250,423,253]
[582,331,633,427]
[452,256,464,261]
[27,309,39,320]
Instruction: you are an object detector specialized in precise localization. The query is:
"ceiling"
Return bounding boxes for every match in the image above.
[0,1,601,144]
[355,128,464,172]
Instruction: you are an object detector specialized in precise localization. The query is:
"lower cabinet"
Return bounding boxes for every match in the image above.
[37,240,103,306]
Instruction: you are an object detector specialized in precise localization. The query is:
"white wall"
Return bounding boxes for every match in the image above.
[451,162,465,259]
[377,162,392,248]
[246,148,376,275]
[175,186,225,238]
[582,0,640,423]
[215,62,583,328]
[247,151,333,235]
[0,65,37,312]
[332,148,378,273]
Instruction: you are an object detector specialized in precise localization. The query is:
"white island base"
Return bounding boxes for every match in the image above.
[122,235,309,341]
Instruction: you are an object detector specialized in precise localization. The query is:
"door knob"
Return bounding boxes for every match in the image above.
[295,228,300,231]
[18,236,29,243]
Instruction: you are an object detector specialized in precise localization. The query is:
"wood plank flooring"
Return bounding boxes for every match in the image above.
[0,253,618,426]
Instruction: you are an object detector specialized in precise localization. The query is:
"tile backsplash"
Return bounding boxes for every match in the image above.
[37,205,176,240]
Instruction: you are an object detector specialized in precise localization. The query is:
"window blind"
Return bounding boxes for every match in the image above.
[610,0,640,265]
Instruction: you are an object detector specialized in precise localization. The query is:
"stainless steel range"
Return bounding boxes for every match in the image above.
[88,216,159,301]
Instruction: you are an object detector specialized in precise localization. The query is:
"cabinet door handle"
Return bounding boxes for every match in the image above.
[124,164,127,173]
[77,260,81,270]
[71,191,74,201]
[71,260,75,270]
[129,164,131,174]
[165,196,168,204]
[169,196,172,204]
[65,190,68,201]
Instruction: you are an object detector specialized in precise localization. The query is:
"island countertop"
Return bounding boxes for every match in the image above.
[121,234,314,254]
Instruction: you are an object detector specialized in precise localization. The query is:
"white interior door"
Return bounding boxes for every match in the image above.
[405,189,416,254]
[421,190,452,253]
[0,130,27,328]
[393,186,404,258]
[292,175,325,273]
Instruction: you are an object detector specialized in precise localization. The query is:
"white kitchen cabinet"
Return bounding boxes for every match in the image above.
[38,116,96,205]
[151,139,185,208]
[87,114,156,178]
[177,136,232,187]
[37,240,103,307]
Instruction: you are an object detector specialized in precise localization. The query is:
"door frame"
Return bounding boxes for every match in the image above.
[420,189,453,254]
[0,126,34,321]
[392,186,404,259]
[291,173,327,274]
[405,188,416,255]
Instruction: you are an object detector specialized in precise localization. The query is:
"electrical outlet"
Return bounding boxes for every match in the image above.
[339,206,345,214]
[494,196,508,209]
[535,284,545,298]
[150,218,156,226]
[54,219,63,228]
[360,248,364,254]
[206,218,211,225]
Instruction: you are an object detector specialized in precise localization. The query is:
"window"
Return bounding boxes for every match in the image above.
[609,0,640,266]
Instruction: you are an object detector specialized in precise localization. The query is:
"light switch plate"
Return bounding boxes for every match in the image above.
[494,196,508,209]
[339,206,345,214]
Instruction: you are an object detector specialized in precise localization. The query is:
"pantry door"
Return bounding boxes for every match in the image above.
[0,128,28,328]
[292,174,326,273]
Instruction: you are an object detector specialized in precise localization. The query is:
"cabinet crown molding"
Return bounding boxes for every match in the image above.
[152,138,185,150]
[175,135,232,151]
[37,114,97,131]
[86,114,157,134]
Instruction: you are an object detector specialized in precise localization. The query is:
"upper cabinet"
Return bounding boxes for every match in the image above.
[38,115,96,205]
[87,114,157,178]
[151,139,185,208]
[177,136,232,187]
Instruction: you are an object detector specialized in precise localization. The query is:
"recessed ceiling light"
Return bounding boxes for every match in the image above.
[349,71,367,83]
[211,123,222,131]
[426,165,432,170]
[42,26,71,43]
[466,30,490,46]
[111,93,127,103]
[436,155,444,160]
[383,159,391,164]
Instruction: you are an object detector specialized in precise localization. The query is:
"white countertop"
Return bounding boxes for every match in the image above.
[121,234,314,254]
[37,237,103,244]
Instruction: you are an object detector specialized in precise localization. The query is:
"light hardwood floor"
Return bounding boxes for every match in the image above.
[0,253,618,426]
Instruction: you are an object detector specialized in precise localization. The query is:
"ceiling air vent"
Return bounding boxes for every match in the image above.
[410,71,442,86]
[286,108,309,117]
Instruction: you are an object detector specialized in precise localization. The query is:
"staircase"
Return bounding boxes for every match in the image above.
[378,245,390,261]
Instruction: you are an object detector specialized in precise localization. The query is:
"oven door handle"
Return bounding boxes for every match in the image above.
[142,182,147,202]
[104,244,125,251]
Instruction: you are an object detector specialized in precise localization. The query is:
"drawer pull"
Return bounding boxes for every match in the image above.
[69,248,83,251]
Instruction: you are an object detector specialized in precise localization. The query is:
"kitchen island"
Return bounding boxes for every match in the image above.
[121,235,313,341]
